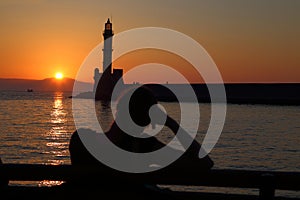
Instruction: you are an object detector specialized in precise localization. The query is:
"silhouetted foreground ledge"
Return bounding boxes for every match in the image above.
[0,164,299,200]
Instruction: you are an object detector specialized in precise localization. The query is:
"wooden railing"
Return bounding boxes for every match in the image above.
[0,164,299,200]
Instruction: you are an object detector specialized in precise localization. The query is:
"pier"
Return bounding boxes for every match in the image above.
[1,164,299,200]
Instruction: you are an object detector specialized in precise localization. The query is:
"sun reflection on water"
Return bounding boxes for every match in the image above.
[51,92,66,125]
[41,92,70,186]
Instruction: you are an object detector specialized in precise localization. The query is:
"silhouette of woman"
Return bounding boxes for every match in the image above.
[68,85,213,197]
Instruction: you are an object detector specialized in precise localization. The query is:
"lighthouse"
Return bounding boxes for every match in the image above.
[102,18,113,74]
[94,18,124,101]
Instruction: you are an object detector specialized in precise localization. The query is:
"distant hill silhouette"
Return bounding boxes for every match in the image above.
[0,78,93,92]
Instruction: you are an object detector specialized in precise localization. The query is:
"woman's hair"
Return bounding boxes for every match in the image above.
[116,85,157,127]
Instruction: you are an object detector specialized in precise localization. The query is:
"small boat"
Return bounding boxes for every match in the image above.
[27,89,33,92]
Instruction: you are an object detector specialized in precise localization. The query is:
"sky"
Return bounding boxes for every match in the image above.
[0,0,299,83]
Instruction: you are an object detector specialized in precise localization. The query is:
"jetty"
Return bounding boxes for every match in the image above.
[1,164,299,200]
[144,83,300,105]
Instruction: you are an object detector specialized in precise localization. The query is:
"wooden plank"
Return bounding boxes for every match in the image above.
[0,164,299,191]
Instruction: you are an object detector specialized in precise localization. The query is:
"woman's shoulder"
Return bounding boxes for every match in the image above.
[139,134,165,152]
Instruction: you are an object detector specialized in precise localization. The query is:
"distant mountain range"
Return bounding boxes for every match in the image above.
[0,78,93,92]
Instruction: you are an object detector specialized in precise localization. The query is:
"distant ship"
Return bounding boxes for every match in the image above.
[27,88,33,92]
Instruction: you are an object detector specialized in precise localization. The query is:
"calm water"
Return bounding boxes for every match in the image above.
[0,91,299,197]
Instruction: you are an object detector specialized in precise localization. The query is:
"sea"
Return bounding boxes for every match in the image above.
[0,91,299,198]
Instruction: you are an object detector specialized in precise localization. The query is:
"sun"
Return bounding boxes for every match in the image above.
[55,72,64,80]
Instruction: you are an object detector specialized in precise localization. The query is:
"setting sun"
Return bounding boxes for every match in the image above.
[55,72,64,80]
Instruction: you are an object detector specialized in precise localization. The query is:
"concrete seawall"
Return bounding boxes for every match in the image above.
[133,83,300,105]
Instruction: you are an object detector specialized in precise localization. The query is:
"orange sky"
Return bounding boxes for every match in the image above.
[113,49,204,84]
[0,0,299,83]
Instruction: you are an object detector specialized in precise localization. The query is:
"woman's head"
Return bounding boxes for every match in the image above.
[116,85,157,127]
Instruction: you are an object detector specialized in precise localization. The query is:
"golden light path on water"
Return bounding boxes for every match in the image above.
[39,92,69,187]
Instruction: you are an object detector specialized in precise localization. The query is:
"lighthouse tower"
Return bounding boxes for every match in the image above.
[94,18,123,100]
[102,18,113,74]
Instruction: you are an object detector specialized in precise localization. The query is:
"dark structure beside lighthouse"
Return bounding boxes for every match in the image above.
[94,18,124,100]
